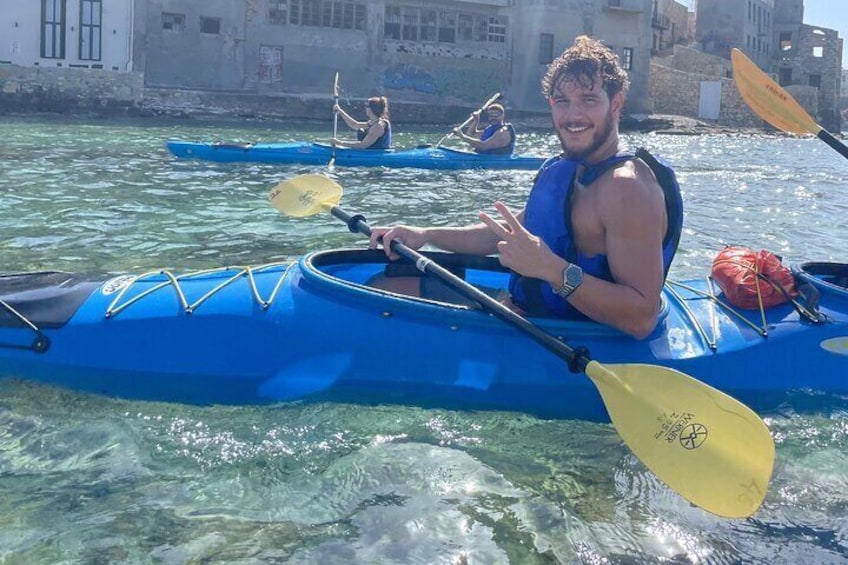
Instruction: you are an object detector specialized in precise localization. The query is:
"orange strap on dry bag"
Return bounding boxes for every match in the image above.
[710,246,798,310]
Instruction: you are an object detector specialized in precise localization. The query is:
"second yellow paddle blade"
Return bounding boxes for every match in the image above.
[731,48,819,136]
[269,174,342,217]
[585,360,775,518]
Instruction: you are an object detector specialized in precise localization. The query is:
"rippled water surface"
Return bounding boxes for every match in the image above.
[1,116,847,563]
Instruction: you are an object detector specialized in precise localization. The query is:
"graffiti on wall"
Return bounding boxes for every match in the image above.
[382,64,436,94]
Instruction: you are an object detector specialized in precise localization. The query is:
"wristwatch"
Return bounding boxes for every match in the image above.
[553,263,583,298]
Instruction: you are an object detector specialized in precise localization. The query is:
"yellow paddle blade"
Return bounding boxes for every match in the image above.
[269,174,342,217]
[585,360,774,518]
[731,48,820,136]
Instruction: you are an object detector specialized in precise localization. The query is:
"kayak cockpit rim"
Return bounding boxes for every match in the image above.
[298,248,663,337]
[310,142,393,154]
[795,262,848,297]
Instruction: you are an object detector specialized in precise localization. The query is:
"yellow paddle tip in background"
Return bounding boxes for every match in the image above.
[269,174,343,217]
[733,47,848,160]
[731,48,819,136]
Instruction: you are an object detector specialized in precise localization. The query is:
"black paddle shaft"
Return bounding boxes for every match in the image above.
[331,205,591,373]
[818,130,848,160]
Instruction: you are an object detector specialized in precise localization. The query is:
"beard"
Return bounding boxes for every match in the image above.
[557,109,616,161]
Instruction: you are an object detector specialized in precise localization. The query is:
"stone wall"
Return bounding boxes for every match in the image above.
[0,63,144,114]
[655,45,731,78]
[3,53,797,130]
[140,87,526,124]
[650,62,762,127]
[0,61,537,124]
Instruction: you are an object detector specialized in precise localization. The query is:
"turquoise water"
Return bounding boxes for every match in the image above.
[1,116,847,563]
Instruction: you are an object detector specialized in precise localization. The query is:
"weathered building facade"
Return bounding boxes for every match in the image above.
[508,0,653,113]
[0,0,136,71]
[841,69,848,110]
[651,0,691,55]
[7,0,840,129]
[773,0,842,131]
[696,0,774,69]
[693,0,842,132]
[132,0,654,116]
[0,0,143,113]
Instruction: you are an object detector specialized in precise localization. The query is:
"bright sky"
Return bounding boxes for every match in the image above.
[680,0,848,67]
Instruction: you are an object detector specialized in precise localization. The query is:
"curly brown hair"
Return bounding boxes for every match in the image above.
[541,36,630,100]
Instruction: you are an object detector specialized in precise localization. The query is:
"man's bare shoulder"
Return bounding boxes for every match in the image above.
[597,159,660,195]
[609,158,661,185]
[596,159,665,220]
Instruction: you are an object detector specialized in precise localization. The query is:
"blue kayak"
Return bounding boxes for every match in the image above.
[1,250,846,420]
[166,141,546,170]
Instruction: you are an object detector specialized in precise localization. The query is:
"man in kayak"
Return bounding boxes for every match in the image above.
[368,36,683,340]
[332,96,392,149]
[452,102,516,155]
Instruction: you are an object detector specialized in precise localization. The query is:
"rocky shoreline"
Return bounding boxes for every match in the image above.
[0,84,779,136]
[1,94,833,138]
[517,113,769,135]
[619,114,777,136]
[0,107,785,137]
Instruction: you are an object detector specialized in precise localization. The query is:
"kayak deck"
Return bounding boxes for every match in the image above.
[166,141,546,170]
[0,250,846,419]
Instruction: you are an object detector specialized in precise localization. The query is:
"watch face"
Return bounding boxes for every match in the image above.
[555,264,583,298]
[566,264,583,286]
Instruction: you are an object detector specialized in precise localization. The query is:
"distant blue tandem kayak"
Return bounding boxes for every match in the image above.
[166,141,546,170]
[0,249,846,420]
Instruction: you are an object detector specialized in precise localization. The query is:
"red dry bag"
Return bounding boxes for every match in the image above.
[710,246,798,309]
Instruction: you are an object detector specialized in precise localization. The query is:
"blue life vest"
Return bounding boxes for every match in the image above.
[357,119,392,149]
[508,148,684,319]
[478,123,515,155]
